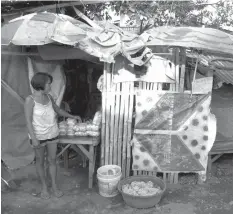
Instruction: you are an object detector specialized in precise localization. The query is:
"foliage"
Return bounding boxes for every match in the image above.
[1,0,233,32]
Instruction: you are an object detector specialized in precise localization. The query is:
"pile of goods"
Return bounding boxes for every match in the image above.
[122,181,162,196]
[58,111,101,137]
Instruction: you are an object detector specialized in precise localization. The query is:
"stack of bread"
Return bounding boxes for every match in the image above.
[58,121,68,135]
[66,118,77,136]
[58,111,101,137]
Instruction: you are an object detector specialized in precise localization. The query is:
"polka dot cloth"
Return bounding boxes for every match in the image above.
[178,95,216,170]
[132,138,161,172]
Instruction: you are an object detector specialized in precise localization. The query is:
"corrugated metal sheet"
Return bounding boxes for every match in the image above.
[187,52,233,84]
[214,70,233,84]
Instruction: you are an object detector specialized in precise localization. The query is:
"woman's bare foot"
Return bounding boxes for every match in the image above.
[53,187,63,198]
[40,187,50,199]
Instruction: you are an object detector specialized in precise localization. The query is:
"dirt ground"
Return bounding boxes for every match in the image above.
[2,154,233,214]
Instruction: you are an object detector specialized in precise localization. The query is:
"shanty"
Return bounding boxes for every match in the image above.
[1,1,233,214]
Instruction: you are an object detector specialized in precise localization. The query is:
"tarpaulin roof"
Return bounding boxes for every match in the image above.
[2,12,233,65]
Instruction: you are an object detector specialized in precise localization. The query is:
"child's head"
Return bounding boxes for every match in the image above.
[31,72,53,93]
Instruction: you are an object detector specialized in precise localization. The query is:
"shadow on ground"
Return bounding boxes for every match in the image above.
[2,154,233,214]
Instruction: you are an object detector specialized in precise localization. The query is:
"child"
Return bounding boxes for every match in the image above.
[24,72,81,199]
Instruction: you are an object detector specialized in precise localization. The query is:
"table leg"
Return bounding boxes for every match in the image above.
[64,149,69,169]
[88,145,94,188]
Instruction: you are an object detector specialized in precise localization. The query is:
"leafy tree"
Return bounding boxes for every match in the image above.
[1,0,233,33]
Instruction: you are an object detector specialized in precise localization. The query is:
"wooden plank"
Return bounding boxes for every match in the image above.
[72,6,102,30]
[174,174,179,184]
[163,173,167,183]
[113,83,121,165]
[211,154,223,163]
[88,145,94,188]
[118,83,125,167]
[105,63,111,165]
[101,63,107,166]
[210,140,233,154]
[158,83,162,90]
[175,48,180,91]
[126,82,134,177]
[180,48,186,92]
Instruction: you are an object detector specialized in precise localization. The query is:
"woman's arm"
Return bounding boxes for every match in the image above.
[24,97,40,147]
[48,94,81,121]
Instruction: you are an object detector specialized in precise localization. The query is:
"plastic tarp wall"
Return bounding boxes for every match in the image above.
[1,46,34,169]
[1,47,66,170]
[27,57,66,106]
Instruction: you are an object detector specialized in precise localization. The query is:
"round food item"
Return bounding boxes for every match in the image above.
[86,131,100,137]
[86,124,100,131]
[74,131,88,136]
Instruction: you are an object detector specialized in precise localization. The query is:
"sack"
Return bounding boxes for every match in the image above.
[93,111,102,126]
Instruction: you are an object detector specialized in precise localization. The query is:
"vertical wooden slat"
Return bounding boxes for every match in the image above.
[122,82,130,178]
[126,82,134,177]
[109,66,115,165]
[118,83,125,167]
[104,63,111,165]
[158,83,162,90]
[175,48,180,91]
[170,48,176,91]
[113,83,121,165]
[101,63,107,166]
[180,48,186,92]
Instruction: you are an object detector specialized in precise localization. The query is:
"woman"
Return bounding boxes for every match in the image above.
[24,72,81,199]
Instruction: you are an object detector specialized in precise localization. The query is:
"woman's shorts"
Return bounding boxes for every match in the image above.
[30,136,59,146]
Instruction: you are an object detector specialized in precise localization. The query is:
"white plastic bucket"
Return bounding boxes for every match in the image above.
[97,165,122,197]
[97,165,121,179]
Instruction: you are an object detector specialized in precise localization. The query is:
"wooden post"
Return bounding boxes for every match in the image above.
[101,63,107,166]
[180,48,186,92]
[175,48,180,92]
[113,83,120,165]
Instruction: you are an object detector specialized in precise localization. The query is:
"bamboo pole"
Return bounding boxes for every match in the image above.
[101,63,107,166]
[117,83,125,167]
[109,65,115,165]
[126,82,134,177]
[104,63,111,165]
[113,83,121,165]
[122,82,130,178]
[1,51,40,56]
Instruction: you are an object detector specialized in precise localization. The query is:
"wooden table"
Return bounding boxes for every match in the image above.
[208,139,233,172]
[57,135,100,188]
